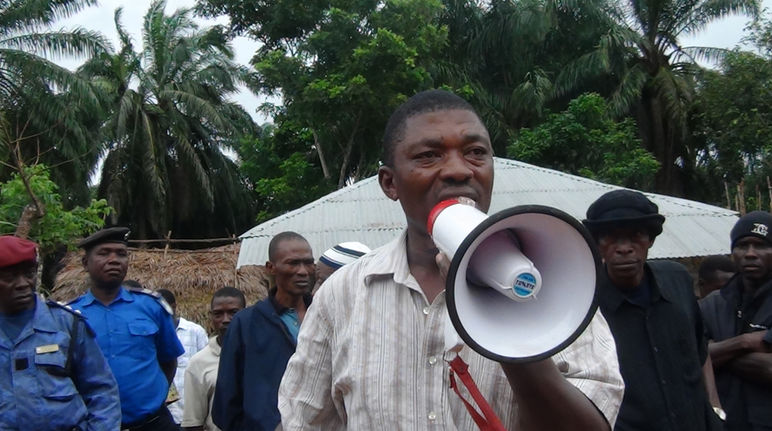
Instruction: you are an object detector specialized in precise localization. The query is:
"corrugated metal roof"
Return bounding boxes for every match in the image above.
[237,157,738,267]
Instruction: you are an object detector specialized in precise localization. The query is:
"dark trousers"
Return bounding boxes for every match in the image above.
[121,405,179,431]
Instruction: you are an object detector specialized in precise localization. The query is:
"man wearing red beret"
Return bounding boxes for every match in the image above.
[0,235,121,429]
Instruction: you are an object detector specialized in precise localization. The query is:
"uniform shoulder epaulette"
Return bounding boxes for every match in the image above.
[126,286,173,315]
[47,300,96,336]
[47,299,84,317]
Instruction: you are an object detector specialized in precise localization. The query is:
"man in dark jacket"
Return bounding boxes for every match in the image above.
[212,231,314,430]
[700,211,772,430]
[584,189,723,430]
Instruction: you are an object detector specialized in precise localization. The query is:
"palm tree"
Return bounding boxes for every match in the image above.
[0,0,110,204]
[438,0,617,154]
[80,1,258,240]
[558,0,759,194]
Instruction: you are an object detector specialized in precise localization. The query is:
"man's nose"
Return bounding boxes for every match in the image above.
[440,152,473,182]
[297,264,311,276]
[744,245,760,258]
[613,238,634,253]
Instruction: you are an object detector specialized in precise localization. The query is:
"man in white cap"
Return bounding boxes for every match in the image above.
[313,242,371,293]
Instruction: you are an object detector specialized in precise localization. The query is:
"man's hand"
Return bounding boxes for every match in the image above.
[435,251,451,280]
[710,330,771,368]
[739,331,771,353]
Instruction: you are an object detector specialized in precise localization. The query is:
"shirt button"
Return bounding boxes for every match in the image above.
[422,306,430,315]
[428,411,437,421]
[428,356,438,365]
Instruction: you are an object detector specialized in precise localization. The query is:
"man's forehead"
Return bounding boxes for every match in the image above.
[735,236,770,246]
[211,296,243,309]
[90,242,128,252]
[403,109,488,137]
[0,261,36,273]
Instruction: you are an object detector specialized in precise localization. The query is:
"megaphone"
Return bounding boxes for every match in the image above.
[429,198,600,363]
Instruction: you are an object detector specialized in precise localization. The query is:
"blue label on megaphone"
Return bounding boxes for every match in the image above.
[513,273,536,298]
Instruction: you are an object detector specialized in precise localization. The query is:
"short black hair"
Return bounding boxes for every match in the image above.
[698,255,736,281]
[268,231,309,262]
[211,286,246,308]
[381,89,481,167]
[157,288,175,305]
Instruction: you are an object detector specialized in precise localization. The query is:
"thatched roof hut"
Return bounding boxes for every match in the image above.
[51,243,269,333]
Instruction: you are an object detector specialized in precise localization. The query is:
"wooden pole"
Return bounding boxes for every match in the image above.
[757,184,762,211]
[163,230,171,260]
[767,176,772,212]
[737,182,746,215]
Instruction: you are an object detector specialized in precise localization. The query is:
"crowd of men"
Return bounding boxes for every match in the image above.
[1,90,770,431]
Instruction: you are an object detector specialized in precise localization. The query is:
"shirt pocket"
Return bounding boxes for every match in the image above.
[34,350,78,401]
[127,318,159,359]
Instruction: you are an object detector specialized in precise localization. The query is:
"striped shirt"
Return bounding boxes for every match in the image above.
[279,231,624,430]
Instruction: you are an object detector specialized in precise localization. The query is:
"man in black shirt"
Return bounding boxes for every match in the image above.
[584,189,723,430]
[700,211,772,430]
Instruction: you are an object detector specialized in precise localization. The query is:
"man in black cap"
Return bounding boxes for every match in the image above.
[700,211,772,430]
[68,227,185,431]
[584,189,723,430]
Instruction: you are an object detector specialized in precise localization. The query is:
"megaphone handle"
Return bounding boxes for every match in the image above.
[448,356,507,431]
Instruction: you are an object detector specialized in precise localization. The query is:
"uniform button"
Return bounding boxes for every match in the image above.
[428,356,438,365]
[653,346,659,352]
[428,411,437,421]
[422,306,430,315]
[661,379,666,385]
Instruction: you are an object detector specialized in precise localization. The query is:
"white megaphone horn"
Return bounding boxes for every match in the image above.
[428,198,600,363]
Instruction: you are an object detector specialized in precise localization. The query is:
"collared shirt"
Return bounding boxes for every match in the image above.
[700,275,772,430]
[69,286,184,424]
[269,289,311,342]
[0,296,121,429]
[169,316,209,423]
[598,261,716,431]
[278,231,624,430]
[182,336,222,431]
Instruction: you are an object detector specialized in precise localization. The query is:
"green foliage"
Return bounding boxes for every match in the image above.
[439,0,618,153]
[243,0,446,191]
[79,2,259,239]
[508,93,659,189]
[0,0,111,205]
[0,165,111,254]
[691,16,772,209]
[559,0,759,194]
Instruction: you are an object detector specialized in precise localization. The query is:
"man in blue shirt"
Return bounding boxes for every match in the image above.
[69,227,185,430]
[0,235,120,429]
[212,231,314,431]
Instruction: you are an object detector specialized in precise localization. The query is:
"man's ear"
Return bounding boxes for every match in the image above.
[378,165,398,201]
[81,253,88,268]
[265,261,275,276]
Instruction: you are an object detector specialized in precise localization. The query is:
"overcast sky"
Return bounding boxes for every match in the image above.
[57,0,771,123]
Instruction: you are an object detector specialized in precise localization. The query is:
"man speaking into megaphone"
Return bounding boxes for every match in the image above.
[278,90,624,430]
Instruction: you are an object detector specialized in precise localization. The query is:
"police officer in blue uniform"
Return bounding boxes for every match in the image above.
[0,235,120,430]
[68,227,184,430]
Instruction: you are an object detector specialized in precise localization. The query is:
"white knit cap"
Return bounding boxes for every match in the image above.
[319,242,371,269]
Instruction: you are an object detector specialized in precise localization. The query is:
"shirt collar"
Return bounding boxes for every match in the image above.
[598,263,666,311]
[31,295,60,333]
[81,286,134,306]
[268,287,311,314]
[363,231,423,294]
[208,336,221,357]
